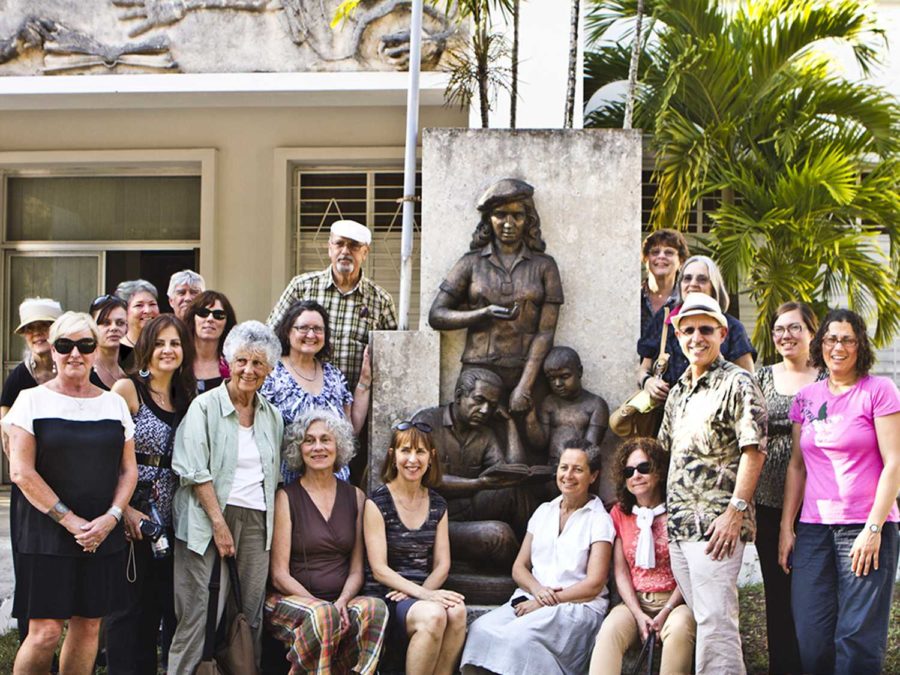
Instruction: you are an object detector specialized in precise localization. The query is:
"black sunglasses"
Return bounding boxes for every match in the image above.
[89,294,126,313]
[54,338,97,355]
[195,307,227,321]
[392,420,433,433]
[623,461,652,479]
[678,325,719,337]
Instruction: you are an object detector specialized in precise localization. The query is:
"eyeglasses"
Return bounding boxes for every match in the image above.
[772,323,804,338]
[54,338,97,354]
[823,335,858,349]
[649,247,678,258]
[678,325,719,336]
[196,307,227,321]
[623,462,652,479]
[292,324,324,336]
[329,238,365,251]
[89,294,126,313]
[681,274,710,285]
[392,420,433,433]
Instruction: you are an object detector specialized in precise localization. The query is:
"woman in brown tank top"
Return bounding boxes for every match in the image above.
[265,408,388,674]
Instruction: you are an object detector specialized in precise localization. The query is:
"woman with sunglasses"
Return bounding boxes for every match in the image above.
[461,439,614,675]
[638,255,755,405]
[184,290,237,393]
[780,309,900,674]
[589,437,695,675]
[365,420,466,675]
[752,302,822,674]
[261,300,370,483]
[88,294,129,390]
[3,312,137,674]
[265,408,388,674]
[105,314,196,674]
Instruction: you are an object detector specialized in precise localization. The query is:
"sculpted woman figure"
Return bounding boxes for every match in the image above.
[429,178,563,413]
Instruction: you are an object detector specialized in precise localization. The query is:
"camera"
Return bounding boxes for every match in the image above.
[132,481,171,559]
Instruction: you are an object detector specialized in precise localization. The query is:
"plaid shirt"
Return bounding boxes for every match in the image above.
[658,357,767,543]
[267,267,398,388]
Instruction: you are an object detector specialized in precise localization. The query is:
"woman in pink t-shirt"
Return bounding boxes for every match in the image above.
[589,437,696,675]
[779,309,900,675]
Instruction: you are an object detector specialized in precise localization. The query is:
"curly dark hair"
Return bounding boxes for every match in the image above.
[131,314,196,414]
[810,308,875,376]
[641,228,690,263]
[185,290,237,357]
[469,195,547,253]
[614,437,669,515]
[275,300,332,360]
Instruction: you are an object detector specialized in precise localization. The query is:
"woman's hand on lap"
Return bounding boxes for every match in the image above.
[424,588,465,608]
[534,585,562,606]
[513,598,541,617]
[385,590,409,602]
[334,598,351,632]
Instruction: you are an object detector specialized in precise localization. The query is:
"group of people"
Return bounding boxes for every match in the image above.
[0,217,896,675]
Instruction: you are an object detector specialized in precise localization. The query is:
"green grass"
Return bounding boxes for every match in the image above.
[2,583,898,673]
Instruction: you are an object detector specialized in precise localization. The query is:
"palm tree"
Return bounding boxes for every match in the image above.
[585,0,900,361]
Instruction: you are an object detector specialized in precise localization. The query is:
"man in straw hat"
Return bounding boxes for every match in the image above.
[658,292,767,674]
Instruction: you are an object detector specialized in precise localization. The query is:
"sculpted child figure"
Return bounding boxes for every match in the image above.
[524,346,609,464]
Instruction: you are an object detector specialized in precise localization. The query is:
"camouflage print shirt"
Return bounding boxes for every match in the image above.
[658,357,767,543]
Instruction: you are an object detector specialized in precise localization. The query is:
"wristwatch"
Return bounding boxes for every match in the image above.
[867,523,881,534]
[729,497,748,512]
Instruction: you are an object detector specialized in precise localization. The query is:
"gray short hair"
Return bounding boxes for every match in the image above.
[167,269,206,298]
[116,279,159,305]
[282,408,357,475]
[676,255,731,313]
[222,320,280,369]
[49,311,100,344]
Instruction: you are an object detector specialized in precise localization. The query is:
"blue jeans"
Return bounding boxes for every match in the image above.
[791,522,899,675]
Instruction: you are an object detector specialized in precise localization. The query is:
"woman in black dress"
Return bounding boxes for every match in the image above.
[3,311,137,674]
[88,294,128,390]
[364,422,466,675]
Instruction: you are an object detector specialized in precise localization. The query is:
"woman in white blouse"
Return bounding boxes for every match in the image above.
[460,439,614,675]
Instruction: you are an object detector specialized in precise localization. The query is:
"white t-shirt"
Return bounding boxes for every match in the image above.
[521,494,616,615]
[226,425,266,510]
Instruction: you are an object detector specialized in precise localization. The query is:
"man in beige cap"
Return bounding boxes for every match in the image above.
[267,219,397,391]
[658,292,767,674]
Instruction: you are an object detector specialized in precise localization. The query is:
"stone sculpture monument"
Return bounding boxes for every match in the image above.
[367,128,642,604]
[411,368,540,573]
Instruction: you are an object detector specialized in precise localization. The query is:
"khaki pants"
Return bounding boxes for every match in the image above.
[590,590,696,675]
[168,506,269,674]
[669,540,746,675]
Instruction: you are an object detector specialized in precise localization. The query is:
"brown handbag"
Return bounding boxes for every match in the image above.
[217,556,258,675]
[194,556,258,675]
[610,308,671,438]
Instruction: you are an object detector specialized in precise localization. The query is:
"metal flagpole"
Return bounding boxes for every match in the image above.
[398,0,424,331]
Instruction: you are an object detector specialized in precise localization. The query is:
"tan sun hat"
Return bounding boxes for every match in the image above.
[15,297,63,333]
[671,292,727,331]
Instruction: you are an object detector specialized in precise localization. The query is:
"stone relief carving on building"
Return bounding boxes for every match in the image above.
[0,0,460,75]
[0,15,176,73]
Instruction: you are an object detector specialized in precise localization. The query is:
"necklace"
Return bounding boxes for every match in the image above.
[95,360,124,384]
[288,358,318,382]
[148,385,172,409]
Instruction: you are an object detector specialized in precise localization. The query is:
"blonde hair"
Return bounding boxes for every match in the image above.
[49,311,100,343]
